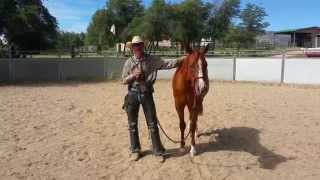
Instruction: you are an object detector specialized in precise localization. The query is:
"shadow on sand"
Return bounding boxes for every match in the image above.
[162,127,289,170]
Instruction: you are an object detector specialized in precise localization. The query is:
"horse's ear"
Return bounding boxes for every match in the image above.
[201,44,209,54]
[185,43,193,54]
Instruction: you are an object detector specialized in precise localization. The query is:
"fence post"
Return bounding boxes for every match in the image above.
[58,60,62,81]
[8,46,15,81]
[280,51,286,84]
[233,56,237,81]
[104,59,107,79]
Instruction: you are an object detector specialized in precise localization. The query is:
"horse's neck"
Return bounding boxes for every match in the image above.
[179,57,192,79]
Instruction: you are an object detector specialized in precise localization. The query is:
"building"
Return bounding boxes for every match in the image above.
[275,26,320,48]
[256,31,291,48]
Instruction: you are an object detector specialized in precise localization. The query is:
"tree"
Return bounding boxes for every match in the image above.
[169,0,210,47]
[0,0,58,50]
[225,3,269,50]
[56,31,85,50]
[128,0,171,51]
[205,0,240,49]
[86,0,144,52]
[0,0,17,35]
[240,3,269,34]
[85,0,269,53]
[106,0,144,43]
[85,9,113,48]
[223,26,254,50]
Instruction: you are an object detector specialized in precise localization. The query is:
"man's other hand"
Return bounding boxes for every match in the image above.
[132,67,142,79]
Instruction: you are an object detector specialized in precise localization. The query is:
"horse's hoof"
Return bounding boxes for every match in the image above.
[180,141,185,148]
[178,147,186,154]
[190,146,197,157]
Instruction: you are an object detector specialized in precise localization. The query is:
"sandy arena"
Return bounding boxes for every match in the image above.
[1,80,320,180]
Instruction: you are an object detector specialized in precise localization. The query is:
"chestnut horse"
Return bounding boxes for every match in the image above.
[172,45,209,156]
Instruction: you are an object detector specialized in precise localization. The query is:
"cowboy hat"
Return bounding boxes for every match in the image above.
[126,36,144,49]
[131,36,144,44]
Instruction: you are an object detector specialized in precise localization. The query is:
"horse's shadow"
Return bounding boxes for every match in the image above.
[165,126,289,170]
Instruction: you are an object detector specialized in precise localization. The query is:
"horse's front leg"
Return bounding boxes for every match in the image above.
[187,121,199,138]
[176,106,186,149]
[189,110,198,157]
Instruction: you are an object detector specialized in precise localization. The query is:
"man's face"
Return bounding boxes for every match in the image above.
[132,43,144,60]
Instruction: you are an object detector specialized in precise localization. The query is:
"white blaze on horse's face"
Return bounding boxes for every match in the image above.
[196,58,205,96]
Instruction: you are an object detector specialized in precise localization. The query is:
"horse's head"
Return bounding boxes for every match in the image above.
[185,44,209,97]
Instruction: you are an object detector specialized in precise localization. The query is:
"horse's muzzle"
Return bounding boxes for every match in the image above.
[195,78,206,96]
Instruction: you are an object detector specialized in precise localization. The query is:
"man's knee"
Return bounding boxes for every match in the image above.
[147,121,158,131]
[128,119,138,129]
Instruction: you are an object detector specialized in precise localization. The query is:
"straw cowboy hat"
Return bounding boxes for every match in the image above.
[126,36,144,48]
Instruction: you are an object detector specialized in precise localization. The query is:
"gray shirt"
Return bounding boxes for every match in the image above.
[121,54,184,87]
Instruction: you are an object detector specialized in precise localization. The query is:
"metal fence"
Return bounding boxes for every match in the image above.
[0,48,284,59]
[1,55,320,85]
[0,57,126,82]
[157,56,320,85]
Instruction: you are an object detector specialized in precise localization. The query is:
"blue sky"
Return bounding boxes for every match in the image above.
[44,0,320,33]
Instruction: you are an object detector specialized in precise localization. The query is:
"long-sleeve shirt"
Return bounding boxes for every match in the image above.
[121,54,184,88]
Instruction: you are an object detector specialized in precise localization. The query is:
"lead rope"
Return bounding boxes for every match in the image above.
[157,117,191,144]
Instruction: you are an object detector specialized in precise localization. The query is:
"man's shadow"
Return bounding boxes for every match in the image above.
[165,127,289,170]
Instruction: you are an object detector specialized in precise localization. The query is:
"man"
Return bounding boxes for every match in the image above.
[122,36,184,162]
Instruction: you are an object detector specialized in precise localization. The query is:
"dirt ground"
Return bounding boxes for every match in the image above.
[1,80,320,180]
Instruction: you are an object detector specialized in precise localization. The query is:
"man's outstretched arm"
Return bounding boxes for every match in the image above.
[155,56,185,70]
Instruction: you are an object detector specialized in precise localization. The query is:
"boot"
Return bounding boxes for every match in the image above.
[149,124,165,156]
[129,122,141,153]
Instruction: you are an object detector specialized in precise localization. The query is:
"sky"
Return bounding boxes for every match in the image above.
[44,0,320,33]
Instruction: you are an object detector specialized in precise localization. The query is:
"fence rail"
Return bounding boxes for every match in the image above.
[1,48,287,59]
[1,56,320,85]
[157,56,320,85]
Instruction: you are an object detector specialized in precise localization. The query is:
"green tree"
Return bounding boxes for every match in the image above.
[85,9,113,48]
[0,0,58,50]
[86,0,144,52]
[56,31,85,50]
[239,3,269,35]
[0,0,17,35]
[106,0,144,43]
[205,0,240,49]
[223,26,253,50]
[169,0,210,47]
[128,0,171,51]
[225,3,269,50]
